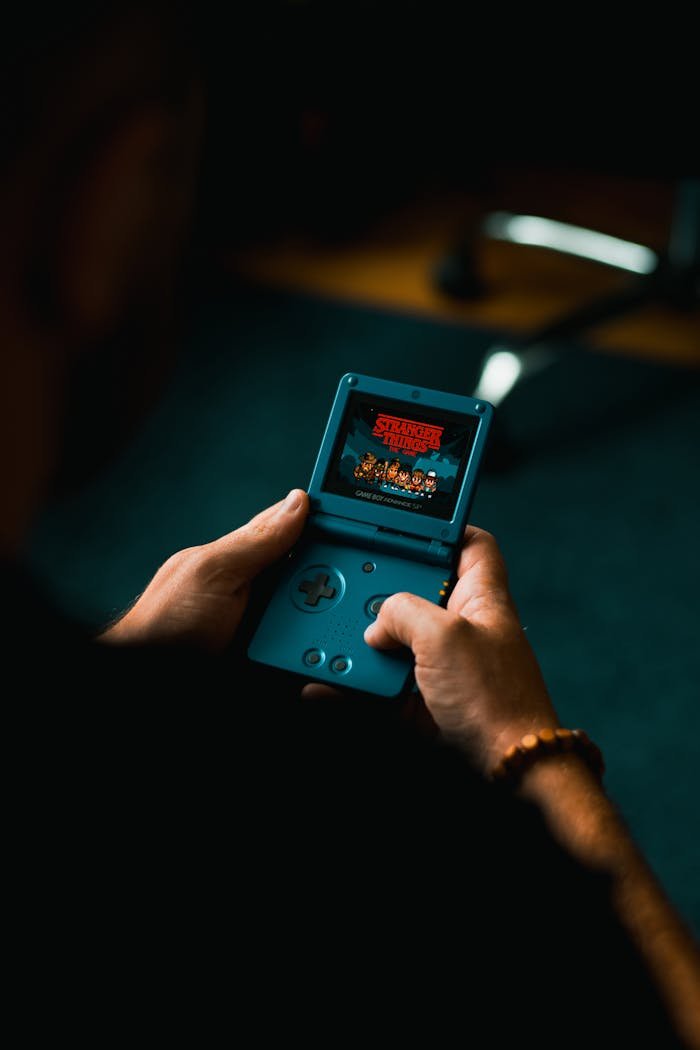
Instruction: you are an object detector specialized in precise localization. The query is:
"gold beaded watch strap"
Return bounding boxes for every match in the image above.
[490,728,605,787]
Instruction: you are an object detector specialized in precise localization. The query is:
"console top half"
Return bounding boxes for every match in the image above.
[308,372,493,551]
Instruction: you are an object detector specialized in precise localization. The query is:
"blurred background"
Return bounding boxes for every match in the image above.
[20,6,699,929]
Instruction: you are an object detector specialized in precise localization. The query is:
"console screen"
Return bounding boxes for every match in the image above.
[322,393,478,522]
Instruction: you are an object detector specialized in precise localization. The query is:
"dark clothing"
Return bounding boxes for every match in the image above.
[3,565,684,1046]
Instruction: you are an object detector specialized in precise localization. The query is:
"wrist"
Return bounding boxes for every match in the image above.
[514,750,624,872]
[485,719,561,772]
[516,748,607,801]
[437,718,561,776]
[490,726,604,789]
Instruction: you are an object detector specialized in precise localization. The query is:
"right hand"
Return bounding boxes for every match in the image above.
[364,526,560,776]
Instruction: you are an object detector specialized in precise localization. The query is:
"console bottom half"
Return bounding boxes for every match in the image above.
[247,539,452,697]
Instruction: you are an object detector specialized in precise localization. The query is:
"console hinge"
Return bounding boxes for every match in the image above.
[312,513,453,567]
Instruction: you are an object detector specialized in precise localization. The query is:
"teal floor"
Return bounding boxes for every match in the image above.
[29,285,700,935]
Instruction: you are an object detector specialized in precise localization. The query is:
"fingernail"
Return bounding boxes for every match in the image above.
[363,623,376,642]
[283,488,303,512]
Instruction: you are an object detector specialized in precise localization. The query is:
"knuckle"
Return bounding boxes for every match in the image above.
[182,545,213,579]
[478,536,511,588]
[381,591,427,625]
[480,529,506,565]
[160,545,202,573]
[151,544,217,588]
[442,611,469,643]
[245,518,280,545]
[383,590,413,610]
[377,591,409,618]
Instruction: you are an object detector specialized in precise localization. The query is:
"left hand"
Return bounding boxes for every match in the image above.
[100,489,308,650]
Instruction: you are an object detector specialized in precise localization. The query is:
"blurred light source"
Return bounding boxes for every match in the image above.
[473,349,522,405]
[484,213,659,275]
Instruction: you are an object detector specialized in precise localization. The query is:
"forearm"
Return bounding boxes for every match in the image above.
[517,753,700,1049]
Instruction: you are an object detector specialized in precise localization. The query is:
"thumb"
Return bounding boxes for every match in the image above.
[364,591,458,662]
[211,489,309,585]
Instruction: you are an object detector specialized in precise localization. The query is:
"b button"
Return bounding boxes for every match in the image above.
[366,595,390,618]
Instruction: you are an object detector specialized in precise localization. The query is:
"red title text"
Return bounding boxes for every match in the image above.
[372,414,443,455]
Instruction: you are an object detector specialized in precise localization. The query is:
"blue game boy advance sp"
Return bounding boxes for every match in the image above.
[248,373,493,697]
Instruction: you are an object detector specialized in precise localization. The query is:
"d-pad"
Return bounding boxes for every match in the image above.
[298,573,336,607]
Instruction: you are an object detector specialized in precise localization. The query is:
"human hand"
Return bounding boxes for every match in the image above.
[364,526,560,775]
[100,489,308,650]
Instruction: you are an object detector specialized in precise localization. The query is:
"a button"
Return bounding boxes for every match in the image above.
[362,562,375,573]
[330,656,352,674]
[304,648,325,667]
[298,572,336,607]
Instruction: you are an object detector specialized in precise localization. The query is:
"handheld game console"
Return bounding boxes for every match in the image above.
[248,373,493,697]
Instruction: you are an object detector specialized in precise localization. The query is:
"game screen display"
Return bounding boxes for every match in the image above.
[322,393,478,521]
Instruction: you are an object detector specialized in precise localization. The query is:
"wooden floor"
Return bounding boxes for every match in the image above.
[230,170,699,367]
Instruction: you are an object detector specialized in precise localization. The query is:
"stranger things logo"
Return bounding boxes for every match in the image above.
[372,413,443,457]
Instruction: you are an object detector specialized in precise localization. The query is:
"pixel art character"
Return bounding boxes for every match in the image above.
[410,468,425,494]
[424,469,438,498]
[397,465,411,490]
[385,458,401,486]
[374,458,387,484]
[354,451,378,482]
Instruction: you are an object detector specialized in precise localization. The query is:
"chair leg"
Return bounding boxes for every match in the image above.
[433,179,700,422]
[472,278,655,406]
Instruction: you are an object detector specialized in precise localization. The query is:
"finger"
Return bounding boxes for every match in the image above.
[448,526,514,620]
[209,489,309,583]
[455,525,509,583]
[300,684,343,700]
[364,591,456,656]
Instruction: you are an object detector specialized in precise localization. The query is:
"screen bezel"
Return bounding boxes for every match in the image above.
[308,373,493,548]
